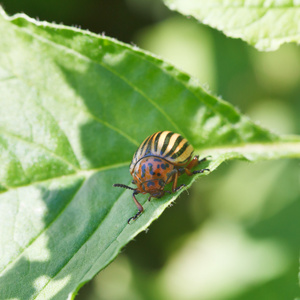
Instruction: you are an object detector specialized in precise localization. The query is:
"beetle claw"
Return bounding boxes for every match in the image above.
[175,184,187,192]
[193,168,209,174]
[127,211,142,224]
[198,155,212,164]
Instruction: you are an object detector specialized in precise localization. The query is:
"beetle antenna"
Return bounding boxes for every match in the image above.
[113,183,136,191]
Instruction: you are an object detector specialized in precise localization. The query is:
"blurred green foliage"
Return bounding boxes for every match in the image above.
[2,0,299,299]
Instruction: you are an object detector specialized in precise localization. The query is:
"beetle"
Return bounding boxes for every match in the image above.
[113,131,209,223]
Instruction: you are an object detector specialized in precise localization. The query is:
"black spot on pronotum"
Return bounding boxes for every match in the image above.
[147,181,155,187]
[141,164,146,178]
[148,163,154,175]
[154,158,161,162]
[161,163,169,170]
[157,173,161,176]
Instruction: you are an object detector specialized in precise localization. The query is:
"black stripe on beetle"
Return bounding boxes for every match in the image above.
[164,135,184,157]
[154,131,163,152]
[138,134,153,158]
[160,132,174,155]
[141,164,146,178]
[148,163,155,175]
[144,133,156,156]
[161,163,169,170]
[171,141,189,159]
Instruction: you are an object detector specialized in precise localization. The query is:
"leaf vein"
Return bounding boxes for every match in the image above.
[0,178,86,276]
[33,95,81,168]
[32,183,132,298]
[0,128,79,171]
[0,161,130,194]
[10,25,183,135]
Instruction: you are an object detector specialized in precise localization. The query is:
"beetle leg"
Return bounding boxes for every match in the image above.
[198,155,211,164]
[185,155,210,175]
[165,169,177,181]
[184,167,209,176]
[128,190,143,224]
[165,169,188,193]
[192,168,210,175]
[164,169,178,193]
[186,155,200,170]
[171,170,178,193]
[175,183,187,192]
[186,155,210,169]
[169,169,181,193]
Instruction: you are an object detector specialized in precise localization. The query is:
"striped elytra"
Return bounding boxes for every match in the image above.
[129,131,194,174]
[113,131,209,224]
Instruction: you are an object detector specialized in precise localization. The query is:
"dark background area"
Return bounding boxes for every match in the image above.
[1,0,168,43]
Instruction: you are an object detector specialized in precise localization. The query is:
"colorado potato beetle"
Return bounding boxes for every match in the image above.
[113,131,209,223]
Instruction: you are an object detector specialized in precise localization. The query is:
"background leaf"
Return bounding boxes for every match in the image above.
[163,0,300,51]
[0,7,299,300]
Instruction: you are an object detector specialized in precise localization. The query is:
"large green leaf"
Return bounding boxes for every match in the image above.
[0,7,299,300]
[163,0,300,51]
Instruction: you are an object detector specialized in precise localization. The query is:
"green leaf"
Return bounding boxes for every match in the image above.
[163,0,300,51]
[0,7,299,300]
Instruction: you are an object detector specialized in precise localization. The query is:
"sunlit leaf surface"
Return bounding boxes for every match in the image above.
[163,0,300,51]
[0,7,299,299]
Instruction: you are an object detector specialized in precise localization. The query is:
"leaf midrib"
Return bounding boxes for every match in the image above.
[198,140,300,156]
[0,161,130,194]
[35,140,300,296]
